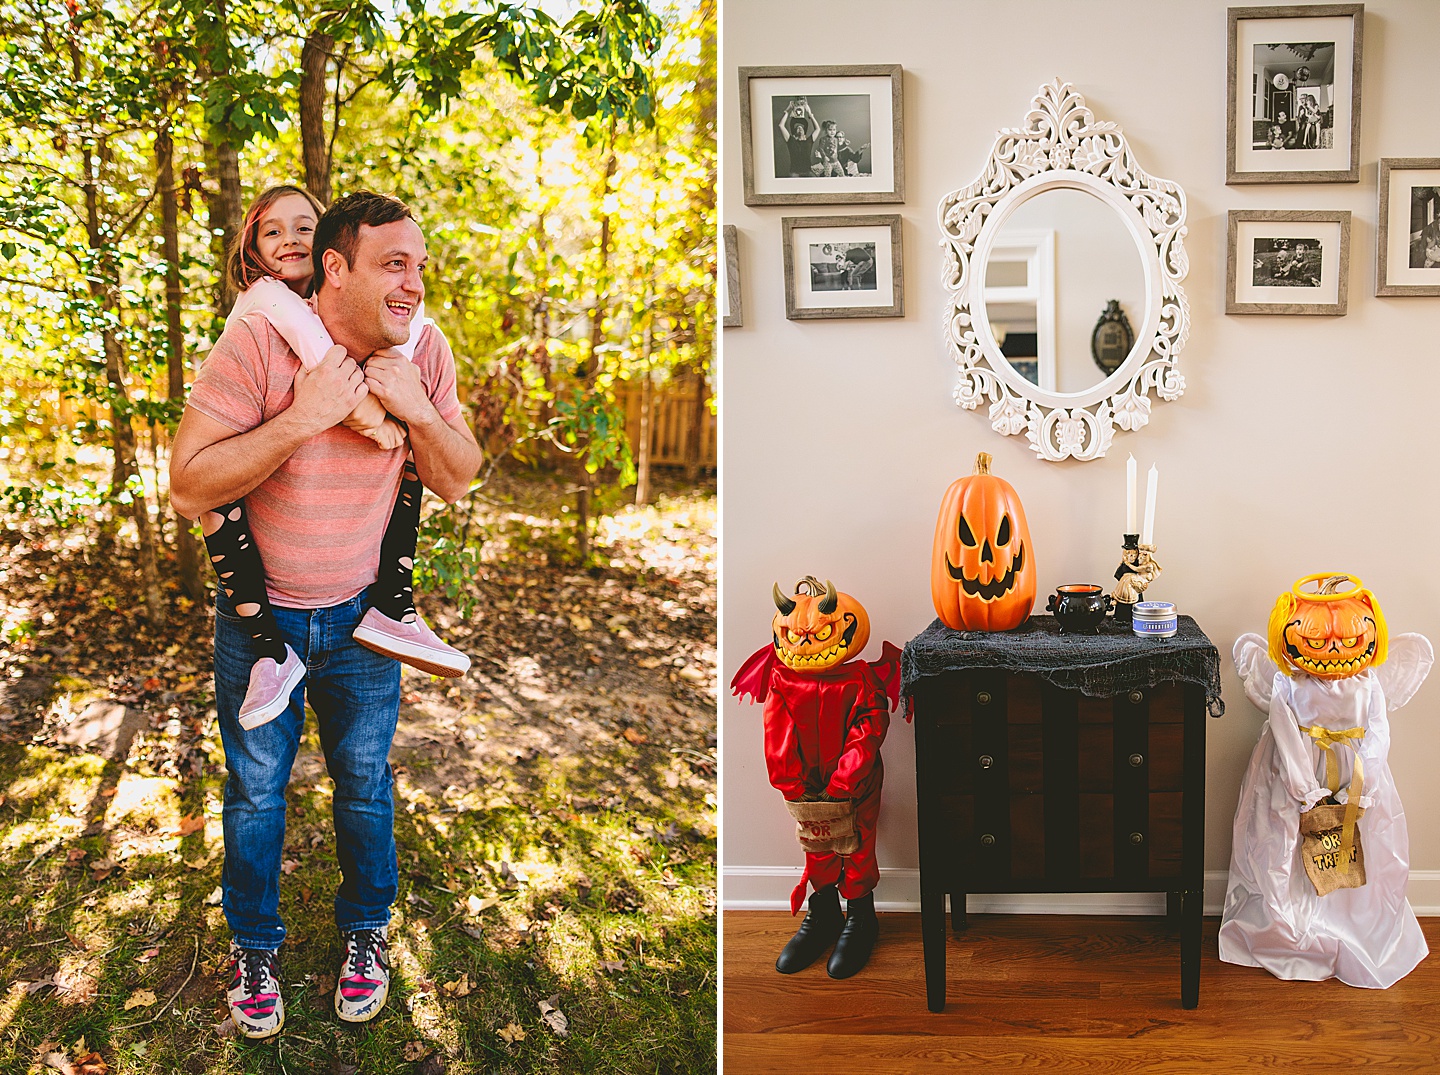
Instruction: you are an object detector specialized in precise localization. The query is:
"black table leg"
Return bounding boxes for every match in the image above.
[1180,887,1201,1009]
[950,890,967,933]
[922,881,947,1012]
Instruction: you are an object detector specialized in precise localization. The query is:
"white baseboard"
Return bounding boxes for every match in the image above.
[723,866,1440,916]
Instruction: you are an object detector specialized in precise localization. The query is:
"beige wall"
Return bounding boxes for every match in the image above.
[721,0,1440,912]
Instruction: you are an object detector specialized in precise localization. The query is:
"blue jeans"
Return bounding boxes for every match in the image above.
[214,587,401,950]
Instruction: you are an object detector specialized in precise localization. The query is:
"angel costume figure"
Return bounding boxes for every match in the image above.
[731,577,901,980]
[1221,574,1432,988]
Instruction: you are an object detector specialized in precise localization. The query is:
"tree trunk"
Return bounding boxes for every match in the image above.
[157,123,204,599]
[634,321,654,507]
[81,137,164,623]
[299,30,334,205]
[575,135,619,559]
[198,0,243,318]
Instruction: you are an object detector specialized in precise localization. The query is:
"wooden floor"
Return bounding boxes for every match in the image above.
[723,912,1440,1073]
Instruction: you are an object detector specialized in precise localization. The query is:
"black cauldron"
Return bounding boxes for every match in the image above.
[1046,584,1113,635]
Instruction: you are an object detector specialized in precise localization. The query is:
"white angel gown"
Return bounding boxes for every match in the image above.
[1219,632,1433,987]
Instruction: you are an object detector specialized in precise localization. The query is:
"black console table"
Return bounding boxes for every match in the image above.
[902,615,1223,1011]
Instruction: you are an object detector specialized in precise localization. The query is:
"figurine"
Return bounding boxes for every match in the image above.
[730,577,901,979]
[1112,535,1161,624]
[1221,573,1433,987]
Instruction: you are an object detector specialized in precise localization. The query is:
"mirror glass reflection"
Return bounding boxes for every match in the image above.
[981,188,1146,395]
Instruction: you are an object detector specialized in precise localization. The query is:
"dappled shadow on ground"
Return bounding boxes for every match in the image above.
[0,478,715,1073]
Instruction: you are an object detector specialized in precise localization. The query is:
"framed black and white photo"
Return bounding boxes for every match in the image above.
[1226,209,1350,314]
[722,225,742,327]
[1226,5,1363,184]
[1376,158,1440,297]
[739,65,903,206]
[782,215,903,320]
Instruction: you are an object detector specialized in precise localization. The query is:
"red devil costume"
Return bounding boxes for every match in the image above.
[731,577,901,978]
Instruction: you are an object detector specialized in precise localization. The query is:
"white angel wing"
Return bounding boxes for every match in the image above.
[1233,632,1280,712]
[1374,632,1434,710]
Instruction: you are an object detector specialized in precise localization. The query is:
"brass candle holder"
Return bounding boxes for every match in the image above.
[1112,534,1162,625]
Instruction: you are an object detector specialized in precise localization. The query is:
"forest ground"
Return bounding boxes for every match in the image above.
[0,468,716,1075]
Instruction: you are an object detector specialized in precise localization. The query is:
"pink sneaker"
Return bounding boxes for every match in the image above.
[237,645,305,730]
[352,608,470,678]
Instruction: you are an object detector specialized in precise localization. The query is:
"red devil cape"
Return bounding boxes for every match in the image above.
[731,641,903,912]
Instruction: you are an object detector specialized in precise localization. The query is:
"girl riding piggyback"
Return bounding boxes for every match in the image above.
[205,184,469,731]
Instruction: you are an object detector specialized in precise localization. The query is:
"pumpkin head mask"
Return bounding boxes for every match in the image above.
[1267,573,1389,679]
[930,452,1037,632]
[771,576,871,673]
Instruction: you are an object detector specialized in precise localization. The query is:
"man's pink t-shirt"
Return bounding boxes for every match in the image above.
[186,312,463,609]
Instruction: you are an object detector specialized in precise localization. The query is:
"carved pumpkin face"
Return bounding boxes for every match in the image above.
[771,577,871,673]
[1267,573,1389,679]
[930,452,1036,632]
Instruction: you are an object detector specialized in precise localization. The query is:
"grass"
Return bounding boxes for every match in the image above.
[0,712,714,1074]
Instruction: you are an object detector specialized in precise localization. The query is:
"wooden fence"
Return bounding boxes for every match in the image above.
[613,375,716,473]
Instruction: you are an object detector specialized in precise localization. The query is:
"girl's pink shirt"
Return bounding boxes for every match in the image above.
[226,276,430,369]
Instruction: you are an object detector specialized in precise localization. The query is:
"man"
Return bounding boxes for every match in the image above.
[170,191,482,1039]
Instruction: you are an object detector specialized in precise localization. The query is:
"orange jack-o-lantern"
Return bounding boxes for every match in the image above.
[1267,573,1389,679]
[930,452,1036,632]
[771,576,871,673]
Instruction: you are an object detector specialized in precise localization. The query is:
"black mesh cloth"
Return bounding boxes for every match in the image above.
[901,615,1224,717]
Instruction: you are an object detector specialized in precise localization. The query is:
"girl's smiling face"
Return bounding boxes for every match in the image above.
[254,193,319,285]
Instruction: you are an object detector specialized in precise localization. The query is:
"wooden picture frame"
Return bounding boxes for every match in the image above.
[782,215,903,320]
[722,225,742,327]
[1376,158,1440,297]
[739,65,904,206]
[1226,5,1363,184]
[1226,209,1350,315]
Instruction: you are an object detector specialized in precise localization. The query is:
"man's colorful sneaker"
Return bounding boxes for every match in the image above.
[226,941,285,1039]
[334,926,391,1023]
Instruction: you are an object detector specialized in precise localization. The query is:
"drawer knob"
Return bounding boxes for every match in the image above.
[976,691,993,706]
[980,833,997,847]
[1127,690,1145,705]
[1128,753,1145,768]
[978,754,994,769]
[1129,831,1145,845]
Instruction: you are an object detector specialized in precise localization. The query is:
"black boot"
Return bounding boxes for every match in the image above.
[827,892,878,979]
[775,885,843,974]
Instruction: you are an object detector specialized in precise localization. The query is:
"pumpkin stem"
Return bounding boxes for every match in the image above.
[1318,575,1350,595]
[795,576,825,597]
[974,452,992,475]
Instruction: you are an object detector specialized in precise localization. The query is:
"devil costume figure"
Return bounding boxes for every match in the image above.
[731,577,901,979]
[1221,574,1433,988]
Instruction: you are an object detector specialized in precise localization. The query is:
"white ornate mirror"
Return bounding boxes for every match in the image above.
[939,80,1190,461]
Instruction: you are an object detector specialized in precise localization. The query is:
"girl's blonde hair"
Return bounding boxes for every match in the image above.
[226,184,328,295]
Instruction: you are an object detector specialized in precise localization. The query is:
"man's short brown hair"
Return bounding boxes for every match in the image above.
[312,191,415,288]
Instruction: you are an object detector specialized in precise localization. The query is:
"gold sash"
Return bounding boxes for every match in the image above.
[1298,724,1365,865]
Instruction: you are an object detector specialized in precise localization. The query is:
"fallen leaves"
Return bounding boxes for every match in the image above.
[497,1022,526,1043]
[465,893,498,915]
[280,858,300,875]
[203,886,223,906]
[134,947,160,964]
[538,994,569,1036]
[401,1041,430,1061]
[122,988,156,1011]
[598,959,626,974]
[174,814,205,837]
[87,858,117,881]
[441,973,473,998]
[16,975,59,995]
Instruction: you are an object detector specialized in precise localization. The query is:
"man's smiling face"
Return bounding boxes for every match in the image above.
[325,218,428,352]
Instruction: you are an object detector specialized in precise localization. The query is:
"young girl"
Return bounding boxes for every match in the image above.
[204,184,469,731]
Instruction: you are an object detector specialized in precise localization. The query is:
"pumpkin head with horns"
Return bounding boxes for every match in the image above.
[771,576,871,672]
[1267,573,1389,679]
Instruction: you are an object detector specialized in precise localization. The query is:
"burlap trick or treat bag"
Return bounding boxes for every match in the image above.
[1300,803,1366,896]
[784,798,859,855]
